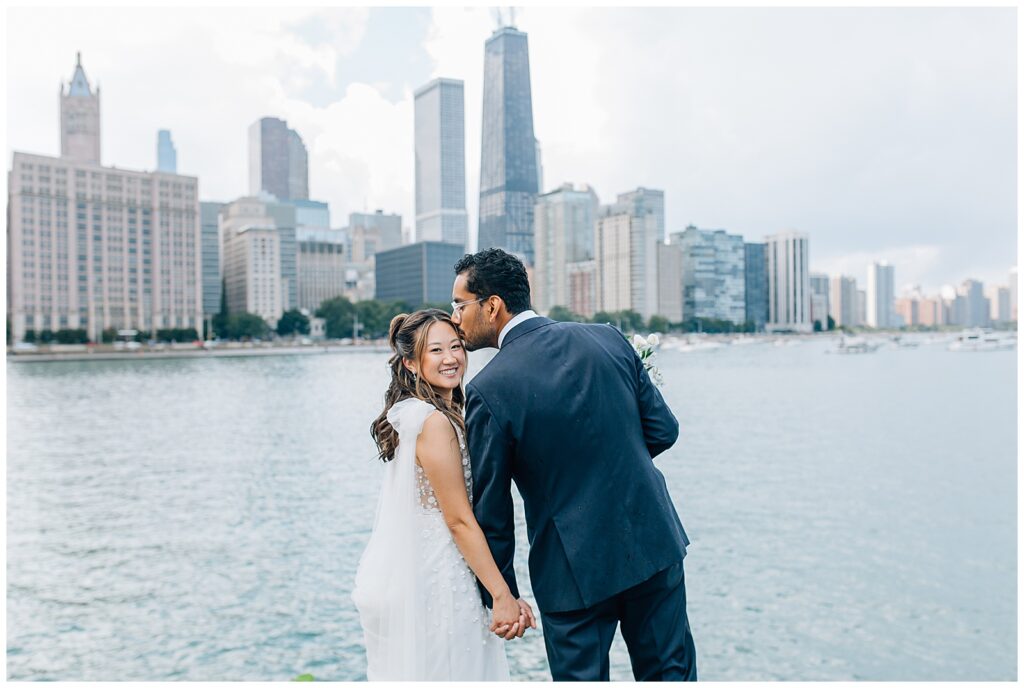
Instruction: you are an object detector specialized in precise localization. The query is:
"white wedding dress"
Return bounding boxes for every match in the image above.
[352,397,510,681]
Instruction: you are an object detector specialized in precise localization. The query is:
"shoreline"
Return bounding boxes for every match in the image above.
[7,344,391,363]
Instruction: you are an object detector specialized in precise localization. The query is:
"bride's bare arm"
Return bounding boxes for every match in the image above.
[417,411,531,637]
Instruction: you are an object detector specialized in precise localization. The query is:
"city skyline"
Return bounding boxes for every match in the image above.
[4,6,1016,293]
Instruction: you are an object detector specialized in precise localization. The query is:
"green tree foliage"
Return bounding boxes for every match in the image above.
[55,329,89,344]
[276,309,311,337]
[548,305,586,322]
[212,278,229,338]
[356,300,410,339]
[647,315,670,333]
[225,314,270,340]
[101,328,118,344]
[813,320,823,332]
[592,310,644,332]
[316,296,357,339]
[827,315,836,331]
[155,328,200,342]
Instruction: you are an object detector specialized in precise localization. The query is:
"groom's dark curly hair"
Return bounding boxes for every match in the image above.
[454,248,532,314]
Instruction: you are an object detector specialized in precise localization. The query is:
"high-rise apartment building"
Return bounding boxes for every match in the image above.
[348,210,402,262]
[669,225,745,325]
[866,261,895,328]
[157,130,177,173]
[951,279,989,327]
[248,117,309,201]
[744,243,768,330]
[765,231,811,333]
[414,78,468,246]
[199,202,224,326]
[60,53,101,165]
[219,196,297,325]
[657,243,683,323]
[533,183,599,314]
[829,275,858,327]
[296,228,347,312]
[478,25,539,264]
[809,272,831,329]
[595,203,660,320]
[567,260,597,319]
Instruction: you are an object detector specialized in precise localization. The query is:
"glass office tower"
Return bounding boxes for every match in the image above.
[478,26,539,264]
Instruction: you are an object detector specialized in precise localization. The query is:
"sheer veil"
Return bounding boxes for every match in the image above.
[351,397,436,680]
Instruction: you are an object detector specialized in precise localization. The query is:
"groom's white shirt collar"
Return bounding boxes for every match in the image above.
[497,310,539,349]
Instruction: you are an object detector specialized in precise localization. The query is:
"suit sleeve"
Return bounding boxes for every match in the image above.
[629,336,680,459]
[465,382,519,608]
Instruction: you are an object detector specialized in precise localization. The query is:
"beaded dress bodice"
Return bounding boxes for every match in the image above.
[414,422,473,512]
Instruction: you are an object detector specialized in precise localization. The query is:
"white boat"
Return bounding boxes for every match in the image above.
[947,329,1016,352]
[832,336,883,354]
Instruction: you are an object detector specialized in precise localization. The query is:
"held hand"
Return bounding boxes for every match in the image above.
[489,592,523,640]
[516,598,538,634]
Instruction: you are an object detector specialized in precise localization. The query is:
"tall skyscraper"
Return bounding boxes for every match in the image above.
[952,279,989,327]
[809,272,831,329]
[157,130,177,173]
[478,25,539,264]
[414,78,468,246]
[765,231,811,333]
[200,202,224,327]
[219,196,297,325]
[829,275,858,327]
[533,183,599,314]
[866,261,895,328]
[60,52,100,164]
[248,117,309,201]
[595,193,662,320]
[669,225,746,325]
[744,243,768,330]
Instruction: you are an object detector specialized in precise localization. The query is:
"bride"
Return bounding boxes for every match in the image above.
[352,308,536,680]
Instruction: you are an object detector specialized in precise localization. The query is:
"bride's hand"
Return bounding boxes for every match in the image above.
[489,592,523,639]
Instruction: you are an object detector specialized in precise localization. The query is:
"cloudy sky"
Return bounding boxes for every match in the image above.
[5,6,1017,293]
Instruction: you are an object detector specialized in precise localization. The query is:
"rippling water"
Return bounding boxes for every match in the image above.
[6,338,1017,680]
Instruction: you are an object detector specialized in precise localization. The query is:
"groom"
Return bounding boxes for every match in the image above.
[452,249,697,681]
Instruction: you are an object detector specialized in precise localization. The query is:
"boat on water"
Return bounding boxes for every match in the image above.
[947,329,1016,352]
[831,336,883,354]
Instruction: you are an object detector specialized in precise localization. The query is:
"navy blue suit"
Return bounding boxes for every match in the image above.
[466,317,697,681]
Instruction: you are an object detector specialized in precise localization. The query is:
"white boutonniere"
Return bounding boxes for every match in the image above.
[630,333,664,387]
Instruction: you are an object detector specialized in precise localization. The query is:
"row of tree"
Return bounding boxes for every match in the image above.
[547,306,764,333]
[315,297,449,340]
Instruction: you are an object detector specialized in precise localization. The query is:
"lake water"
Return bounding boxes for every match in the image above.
[5,336,1017,680]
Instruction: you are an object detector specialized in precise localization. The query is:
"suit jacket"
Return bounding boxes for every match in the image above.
[465,317,689,613]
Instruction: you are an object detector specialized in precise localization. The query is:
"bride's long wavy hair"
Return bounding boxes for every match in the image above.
[370,309,467,462]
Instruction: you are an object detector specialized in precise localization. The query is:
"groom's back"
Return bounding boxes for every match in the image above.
[466,318,689,613]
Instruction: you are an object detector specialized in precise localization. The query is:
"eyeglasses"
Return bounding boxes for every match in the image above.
[451,297,485,315]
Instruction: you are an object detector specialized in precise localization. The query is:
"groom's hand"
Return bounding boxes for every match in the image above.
[516,598,537,633]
